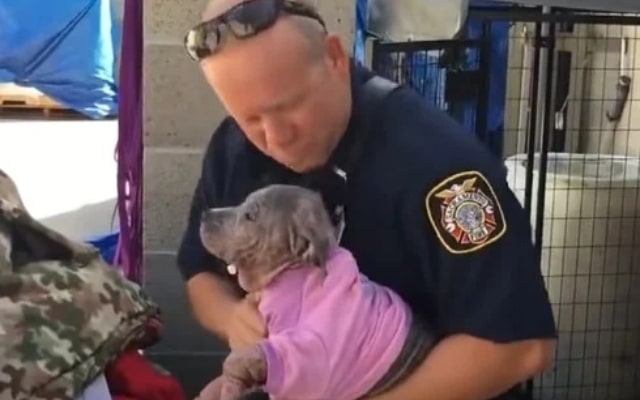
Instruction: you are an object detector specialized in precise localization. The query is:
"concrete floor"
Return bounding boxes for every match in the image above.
[0,115,119,241]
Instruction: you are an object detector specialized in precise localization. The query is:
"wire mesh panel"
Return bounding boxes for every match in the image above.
[371,7,640,400]
[370,32,494,154]
[505,9,640,400]
[496,9,640,400]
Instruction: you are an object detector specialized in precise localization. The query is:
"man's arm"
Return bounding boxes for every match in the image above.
[176,120,246,338]
[187,272,242,340]
[385,167,558,400]
[371,334,555,400]
[177,172,241,338]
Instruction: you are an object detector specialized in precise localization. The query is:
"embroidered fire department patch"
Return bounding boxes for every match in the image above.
[425,171,506,254]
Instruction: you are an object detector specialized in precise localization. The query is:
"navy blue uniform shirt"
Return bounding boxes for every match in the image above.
[177,62,557,399]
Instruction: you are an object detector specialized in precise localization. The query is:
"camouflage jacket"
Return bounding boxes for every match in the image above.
[0,169,162,400]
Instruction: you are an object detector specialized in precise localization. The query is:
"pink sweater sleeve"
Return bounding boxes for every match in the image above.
[259,328,330,399]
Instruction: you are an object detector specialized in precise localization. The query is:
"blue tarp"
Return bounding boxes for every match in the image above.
[466,2,511,155]
[111,0,123,78]
[85,231,119,265]
[0,0,118,119]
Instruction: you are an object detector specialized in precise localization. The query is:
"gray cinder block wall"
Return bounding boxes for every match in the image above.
[142,0,355,396]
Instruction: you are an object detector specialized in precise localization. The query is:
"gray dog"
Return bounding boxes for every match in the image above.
[199,184,436,400]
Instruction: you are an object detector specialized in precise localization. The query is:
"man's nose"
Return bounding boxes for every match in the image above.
[263,117,295,147]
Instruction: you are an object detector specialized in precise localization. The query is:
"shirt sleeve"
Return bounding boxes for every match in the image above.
[400,166,558,343]
[260,328,330,399]
[176,123,232,282]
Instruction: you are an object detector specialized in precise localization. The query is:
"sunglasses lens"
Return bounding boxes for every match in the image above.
[185,0,316,61]
[185,24,217,60]
[226,0,279,37]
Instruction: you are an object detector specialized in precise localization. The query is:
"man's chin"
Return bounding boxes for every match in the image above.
[267,149,326,173]
[282,157,327,174]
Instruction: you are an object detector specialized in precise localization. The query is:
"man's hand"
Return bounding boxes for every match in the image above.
[186,273,267,348]
[226,293,268,351]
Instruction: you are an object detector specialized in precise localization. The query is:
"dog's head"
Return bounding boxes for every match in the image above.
[200,184,337,292]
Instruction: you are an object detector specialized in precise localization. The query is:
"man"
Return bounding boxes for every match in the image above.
[177,0,558,399]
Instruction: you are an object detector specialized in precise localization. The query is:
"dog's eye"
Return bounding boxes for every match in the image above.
[242,202,261,222]
[244,206,258,222]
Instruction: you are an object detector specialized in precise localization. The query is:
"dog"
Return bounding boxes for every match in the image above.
[198,184,436,400]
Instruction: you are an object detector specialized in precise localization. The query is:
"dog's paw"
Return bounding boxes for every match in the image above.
[196,376,225,400]
[219,377,251,400]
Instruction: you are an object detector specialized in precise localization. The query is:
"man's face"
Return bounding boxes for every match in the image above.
[199,18,351,172]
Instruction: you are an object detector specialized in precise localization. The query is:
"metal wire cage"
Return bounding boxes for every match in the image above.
[370,6,640,400]
[371,28,495,154]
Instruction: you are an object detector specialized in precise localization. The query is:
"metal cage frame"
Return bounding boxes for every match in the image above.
[369,6,640,400]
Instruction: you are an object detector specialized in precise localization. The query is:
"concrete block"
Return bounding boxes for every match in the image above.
[144,0,356,48]
[143,43,227,149]
[144,0,209,41]
[143,148,204,251]
[308,0,356,48]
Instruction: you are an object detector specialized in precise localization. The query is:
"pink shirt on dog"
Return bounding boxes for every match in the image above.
[257,246,412,400]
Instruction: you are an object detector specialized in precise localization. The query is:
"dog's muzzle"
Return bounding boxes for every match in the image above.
[201,207,236,234]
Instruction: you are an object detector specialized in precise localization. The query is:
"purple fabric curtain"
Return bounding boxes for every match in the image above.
[115,0,144,284]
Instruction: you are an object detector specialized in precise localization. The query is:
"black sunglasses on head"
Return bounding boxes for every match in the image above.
[184,0,327,61]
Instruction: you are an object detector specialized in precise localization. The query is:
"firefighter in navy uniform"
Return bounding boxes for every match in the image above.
[177,1,558,399]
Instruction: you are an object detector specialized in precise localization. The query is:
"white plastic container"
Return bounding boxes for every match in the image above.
[504,153,640,400]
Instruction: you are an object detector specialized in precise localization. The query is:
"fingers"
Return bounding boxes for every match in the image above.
[244,310,267,338]
[239,297,267,337]
[228,327,262,352]
[228,295,268,352]
[245,291,262,304]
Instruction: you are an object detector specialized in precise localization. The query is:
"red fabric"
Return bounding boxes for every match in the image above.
[134,316,163,349]
[105,350,186,400]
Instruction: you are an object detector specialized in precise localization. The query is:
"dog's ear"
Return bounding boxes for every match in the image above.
[287,191,336,268]
[288,225,330,267]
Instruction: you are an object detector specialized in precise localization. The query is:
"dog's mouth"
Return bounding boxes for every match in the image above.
[199,207,239,261]
[199,226,223,256]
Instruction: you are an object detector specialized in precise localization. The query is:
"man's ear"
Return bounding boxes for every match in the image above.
[324,33,349,74]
